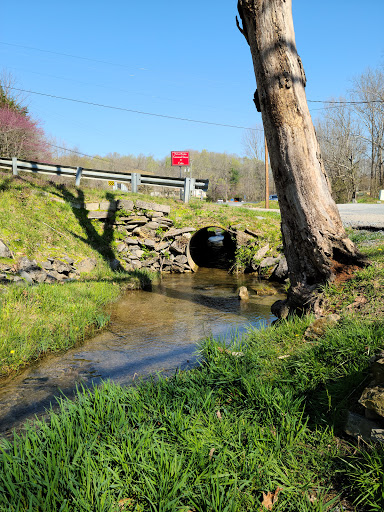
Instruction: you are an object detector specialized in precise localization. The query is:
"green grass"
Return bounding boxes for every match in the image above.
[1,303,384,510]
[0,270,157,377]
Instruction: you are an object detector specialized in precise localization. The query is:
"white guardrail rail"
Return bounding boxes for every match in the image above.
[0,157,209,203]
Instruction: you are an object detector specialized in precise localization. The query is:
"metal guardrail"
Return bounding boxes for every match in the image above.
[0,157,209,203]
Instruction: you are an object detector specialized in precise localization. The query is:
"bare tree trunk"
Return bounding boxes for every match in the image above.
[237,0,365,316]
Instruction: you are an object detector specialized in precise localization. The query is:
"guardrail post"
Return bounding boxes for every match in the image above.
[131,173,141,193]
[75,167,83,187]
[12,157,18,176]
[183,177,195,203]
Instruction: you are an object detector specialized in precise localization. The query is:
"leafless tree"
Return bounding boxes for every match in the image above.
[316,100,366,203]
[351,68,384,195]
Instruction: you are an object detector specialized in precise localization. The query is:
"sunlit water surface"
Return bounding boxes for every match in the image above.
[0,269,285,437]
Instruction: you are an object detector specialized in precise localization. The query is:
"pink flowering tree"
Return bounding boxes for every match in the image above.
[0,79,51,161]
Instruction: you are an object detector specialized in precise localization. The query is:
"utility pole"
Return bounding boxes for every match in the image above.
[265,136,269,209]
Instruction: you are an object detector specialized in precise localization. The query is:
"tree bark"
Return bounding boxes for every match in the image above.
[237,0,365,316]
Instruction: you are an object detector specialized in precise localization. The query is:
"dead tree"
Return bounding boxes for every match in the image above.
[237,0,366,317]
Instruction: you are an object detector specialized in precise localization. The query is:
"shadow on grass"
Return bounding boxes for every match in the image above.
[52,184,122,271]
[6,175,125,271]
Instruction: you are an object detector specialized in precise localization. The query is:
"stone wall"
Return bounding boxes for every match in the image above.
[87,199,195,273]
[0,199,288,285]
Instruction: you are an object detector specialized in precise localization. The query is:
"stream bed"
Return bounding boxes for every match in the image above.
[0,269,285,438]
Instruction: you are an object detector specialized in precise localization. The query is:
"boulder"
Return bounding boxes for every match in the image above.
[143,221,160,230]
[131,249,144,259]
[85,202,100,211]
[157,241,171,251]
[18,270,34,283]
[304,314,340,339]
[371,429,384,443]
[238,286,249,300]
[163,227,195,239]
[41,260,53,270]
[174,255,188,265]
[18,257,40,272]
[254,243,270,260]
[147,211,164,219]
[52,260,72,274]
[269,255,288,282]
[117,243,127,253]
[0,240,12,258]
[344,411,383,442]
[142,239,156,249]
[359,386,384,417]
[48,270,67,281]
[77,258,97,273]
[116,199,134,211]
[125,237,139,245]
[170,240,186,254]
[259,256,280,268]
[34,270,48,283]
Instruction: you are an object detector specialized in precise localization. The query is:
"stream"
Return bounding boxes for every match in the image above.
[0,268,285,439]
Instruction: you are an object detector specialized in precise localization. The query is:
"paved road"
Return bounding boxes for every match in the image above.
[245,203,384,229]
[337,203,384,229]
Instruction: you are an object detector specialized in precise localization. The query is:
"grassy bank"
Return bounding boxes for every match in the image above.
[0,270,155,377]
[0,231,384,510]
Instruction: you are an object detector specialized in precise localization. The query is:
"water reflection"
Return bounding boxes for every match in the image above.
[0,269,285,438]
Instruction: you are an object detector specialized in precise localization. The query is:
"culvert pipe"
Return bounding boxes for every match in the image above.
[187,226,236,271]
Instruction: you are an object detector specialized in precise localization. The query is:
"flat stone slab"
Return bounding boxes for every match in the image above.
[116,199,134,211]
[85,202,100,211]
[163,227,195,239]
[99,201,117,211]
[135,200,171,214]
[88,211,110,219]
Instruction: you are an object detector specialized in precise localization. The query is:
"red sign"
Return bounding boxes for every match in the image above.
[171,151,189,166]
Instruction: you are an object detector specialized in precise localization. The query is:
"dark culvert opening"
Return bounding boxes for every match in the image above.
[187,227,236,270]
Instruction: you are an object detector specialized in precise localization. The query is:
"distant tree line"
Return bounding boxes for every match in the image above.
[56,146,271,203]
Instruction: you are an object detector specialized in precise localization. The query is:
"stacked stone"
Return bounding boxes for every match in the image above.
[87,199,195,273]
[345,353,384,443]
[0,256,97,285]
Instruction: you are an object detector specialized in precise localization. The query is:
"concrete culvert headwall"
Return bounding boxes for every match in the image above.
[187,226,236,270]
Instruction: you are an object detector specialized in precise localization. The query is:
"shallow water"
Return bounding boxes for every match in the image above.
[0,269,285,438]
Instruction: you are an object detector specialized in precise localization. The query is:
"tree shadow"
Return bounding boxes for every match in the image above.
[12,175,123,271]
[59,186,122,270]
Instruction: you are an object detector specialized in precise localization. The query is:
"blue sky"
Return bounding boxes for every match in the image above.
[1,0,383,160]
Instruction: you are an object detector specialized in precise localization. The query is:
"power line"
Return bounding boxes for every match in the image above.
[0,41,137,72]
[308,99,383,105]
[3,41,383,108]
[47,143,113,163]
[9,87,263,131]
